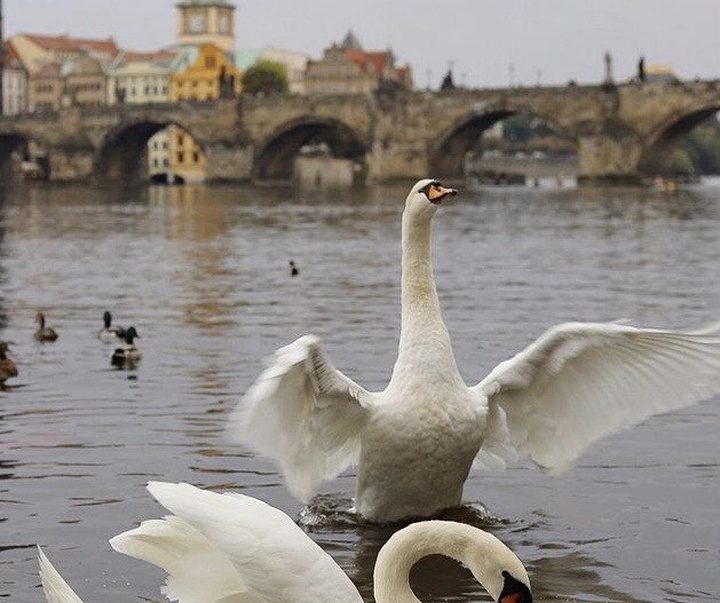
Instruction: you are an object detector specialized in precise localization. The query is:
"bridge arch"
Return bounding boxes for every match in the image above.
[428,104,577,179]
[95,118,206,181]
[0,131,50,181]
[0,133,31,180]
[638,103,720,174]
[253,116,368,184]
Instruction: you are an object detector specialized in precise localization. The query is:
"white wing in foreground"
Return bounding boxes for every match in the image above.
[111,482,361,603]
[226,335,376,501]
[37,547,85,603]
[472,321,720,474]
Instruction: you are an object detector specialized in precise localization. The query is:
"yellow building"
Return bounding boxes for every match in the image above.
[148,124,206,184]
[171,124,206,183]
[170,43,241,101]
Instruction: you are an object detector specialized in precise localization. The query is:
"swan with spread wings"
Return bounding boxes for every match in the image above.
[227,179,720,523]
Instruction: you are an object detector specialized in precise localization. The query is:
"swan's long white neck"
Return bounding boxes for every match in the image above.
[373,520,526,603]
[397,206,454,365]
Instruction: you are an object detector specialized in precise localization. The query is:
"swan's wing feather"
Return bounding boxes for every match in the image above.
[111,516,255,603]
[37,547,86,603]
[227,335,375,502]
[472,321,720,473]
[111,482,361,603]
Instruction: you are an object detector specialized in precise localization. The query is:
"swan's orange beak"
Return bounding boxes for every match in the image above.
[428,183,457,205]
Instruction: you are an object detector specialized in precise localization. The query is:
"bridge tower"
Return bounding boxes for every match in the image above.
[176,0,236,52]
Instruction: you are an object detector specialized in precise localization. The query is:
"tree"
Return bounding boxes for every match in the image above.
[681,117,720,174]
[242,60,289,96]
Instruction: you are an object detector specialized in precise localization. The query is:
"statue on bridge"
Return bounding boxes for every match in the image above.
[637,55,646,83]
[603,51,614,86]
[440,69,456,91]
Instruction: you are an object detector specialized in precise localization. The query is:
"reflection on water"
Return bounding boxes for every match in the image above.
[0,181,719,602]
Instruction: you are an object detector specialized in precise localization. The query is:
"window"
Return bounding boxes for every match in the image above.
[219,13,231,33]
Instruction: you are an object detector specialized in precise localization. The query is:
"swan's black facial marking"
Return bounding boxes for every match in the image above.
[419,180,458,204]
[499,570,532,603]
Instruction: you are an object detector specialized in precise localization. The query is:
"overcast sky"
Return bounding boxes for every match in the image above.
[5,0,720,89]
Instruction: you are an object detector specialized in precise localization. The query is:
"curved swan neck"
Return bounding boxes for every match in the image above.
[373,521,528,603]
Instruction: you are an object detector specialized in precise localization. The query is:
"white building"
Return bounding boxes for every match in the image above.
[2,42,28,115]
[108,50,180,105]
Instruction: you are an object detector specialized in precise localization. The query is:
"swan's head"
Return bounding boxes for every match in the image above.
[375,521,531,603]
[463,527,532,603]
[404,178,457,220]
[496,570,533,603]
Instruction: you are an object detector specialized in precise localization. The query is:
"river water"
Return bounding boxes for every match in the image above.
[1,179,719,603]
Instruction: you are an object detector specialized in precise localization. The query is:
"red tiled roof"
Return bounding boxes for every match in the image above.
[20,33,120,58]
[120,49,176,63]
[343,49,388,75]
[3,41,25,69]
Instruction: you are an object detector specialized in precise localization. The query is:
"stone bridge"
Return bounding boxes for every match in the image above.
[1,78,718,184]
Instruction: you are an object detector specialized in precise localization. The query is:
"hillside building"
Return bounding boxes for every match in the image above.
[305,31,413,95]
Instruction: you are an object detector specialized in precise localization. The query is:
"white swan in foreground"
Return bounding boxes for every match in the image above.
[38,481,533,603]
[227,178,720,523]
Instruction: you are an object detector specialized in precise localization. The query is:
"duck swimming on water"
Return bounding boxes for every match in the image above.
[111,326,141,367]
[227,178,720,524]
[34,311,58,342]
[98,310,126,343]
[0,341,18,389]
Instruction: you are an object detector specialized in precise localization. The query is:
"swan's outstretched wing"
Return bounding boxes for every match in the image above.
[111,482,361,603]
[227,335,376,502]
[37,547,85,603]
[471,321,720,474]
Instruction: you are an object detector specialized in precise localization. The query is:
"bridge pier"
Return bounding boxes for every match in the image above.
[366,139,428,183]
[50,146,95,182]
[204,143,253,182]
[577,135,644,184]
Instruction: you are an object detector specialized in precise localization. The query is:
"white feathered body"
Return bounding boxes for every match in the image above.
[356,292,485,521]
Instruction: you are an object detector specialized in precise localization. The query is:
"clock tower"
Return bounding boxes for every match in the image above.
[176,0,236,51]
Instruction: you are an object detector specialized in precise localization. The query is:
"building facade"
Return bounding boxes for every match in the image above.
[26,61,62,112]
[2,42,28,115]
[305,31,413,95]
[170,42,241,101]
[62,53,107,107]
[12,33,121,112]
[108,50,177,105]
